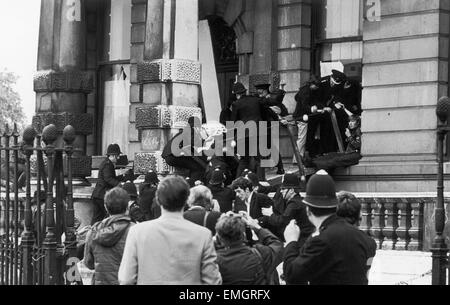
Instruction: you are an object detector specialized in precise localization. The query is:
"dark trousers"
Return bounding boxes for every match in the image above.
[91,198,107,225]
[164,155,206,182]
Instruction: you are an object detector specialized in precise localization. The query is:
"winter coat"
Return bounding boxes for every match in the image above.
[84,215,134,285]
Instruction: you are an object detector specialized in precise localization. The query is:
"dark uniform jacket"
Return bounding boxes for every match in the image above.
[293,85,324,122]
[231,95,263,123]
[268,193,315,242]
[91,158,124,200]
[283,214,377,285]
[216,228,283,285]
[209,185,235,213]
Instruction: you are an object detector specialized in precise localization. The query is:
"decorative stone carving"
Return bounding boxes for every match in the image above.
[32,113,93,135]
[248,72,281,94]
[382,199,398,250]
[137,59,201,84]
[34,70,93,93]
[135,105,202,129]
[134,152,171,174]
[395,198,411,250]
[30,155,92,177]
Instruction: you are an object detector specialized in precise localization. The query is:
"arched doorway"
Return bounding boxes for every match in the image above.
[206,16,238,110]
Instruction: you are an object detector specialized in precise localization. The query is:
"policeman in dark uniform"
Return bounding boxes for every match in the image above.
[317,70,349,154]
[283,170,377,285]
[294,75,324,160]
[91,144,132,225]
[256,83,288,175]
[230,82,263,178]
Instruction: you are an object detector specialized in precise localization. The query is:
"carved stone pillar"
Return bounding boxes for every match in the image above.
[359,198,372,236]
[34,0,93,182]
[409,199,424,251]
[382,198,398,250]
[133,0,202,174]
[396,198,411,250]
[370,198,385,249]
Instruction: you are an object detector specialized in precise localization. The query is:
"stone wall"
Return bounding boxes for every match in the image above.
[336,0,450,192]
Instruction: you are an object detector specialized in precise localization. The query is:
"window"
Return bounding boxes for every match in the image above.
[313,0,363,81]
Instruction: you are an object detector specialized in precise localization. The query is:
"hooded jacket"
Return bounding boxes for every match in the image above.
[84,215,134,285]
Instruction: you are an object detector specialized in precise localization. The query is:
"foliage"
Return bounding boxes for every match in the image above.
[0,70,26,133]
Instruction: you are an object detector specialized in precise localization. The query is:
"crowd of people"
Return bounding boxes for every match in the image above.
[80,139,376,285]
[160,69,362,183]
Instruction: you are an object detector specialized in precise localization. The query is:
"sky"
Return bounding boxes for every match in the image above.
[0,1,41,125]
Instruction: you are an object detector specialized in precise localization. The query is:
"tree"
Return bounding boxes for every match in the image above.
[0,70,26,133]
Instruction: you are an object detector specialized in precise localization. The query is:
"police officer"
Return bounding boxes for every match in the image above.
[91,144,132,225]
[293,75,323,160]
[318,70,349,154]
[256,83,287,175]
[282,170,377,285]
[230,82,263,178]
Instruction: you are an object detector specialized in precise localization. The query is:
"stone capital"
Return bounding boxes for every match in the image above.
[32,112,93,136]
[135,105,202,130]
[137,59,201,85]
[34,70,93,93]
[134,151,171,174]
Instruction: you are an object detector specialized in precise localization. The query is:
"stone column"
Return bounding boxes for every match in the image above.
[409,200,424,251]
[382,199,398,250]
[33,0,93,182]
[370,199,385,249]
[396,198,411,250]
[133,0,202,175]
[359,198,373,236]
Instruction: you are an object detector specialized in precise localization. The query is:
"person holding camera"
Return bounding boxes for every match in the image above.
[214,212,283,285]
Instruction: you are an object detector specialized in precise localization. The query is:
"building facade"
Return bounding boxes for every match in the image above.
[32,0,450,249]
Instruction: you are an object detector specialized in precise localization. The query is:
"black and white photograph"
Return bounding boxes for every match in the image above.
[0,0,449,292]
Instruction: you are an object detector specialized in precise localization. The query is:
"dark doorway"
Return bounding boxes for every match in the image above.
[207,16,238,110]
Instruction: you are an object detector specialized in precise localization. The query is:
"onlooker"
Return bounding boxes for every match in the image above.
[138,170,159,220]
[183,185,222,235]
[231,177,273,225]
[83,187,134,285]
[208,168,234,213]
[262,173,314,243]
[337,191,361,227]
[283,170,377,285]
[345,115,362,153]
[122,181,146,223]
[118,176,222,285]
[215,213,283,285]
